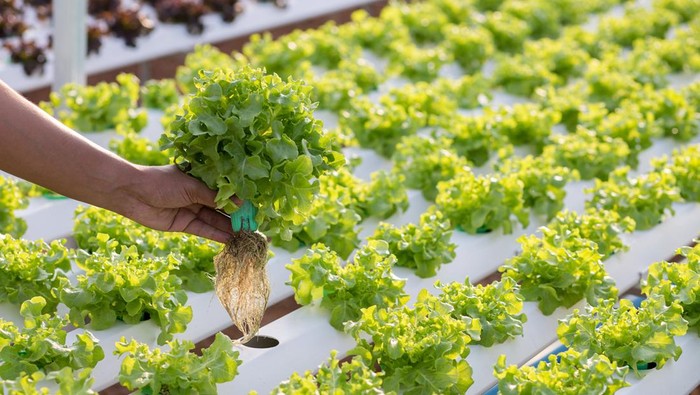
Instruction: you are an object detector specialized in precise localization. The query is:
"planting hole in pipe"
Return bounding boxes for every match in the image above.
[242,335,279,349]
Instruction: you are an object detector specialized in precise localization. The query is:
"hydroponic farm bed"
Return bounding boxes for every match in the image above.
[0,0,382,93]
[1,0,700,394]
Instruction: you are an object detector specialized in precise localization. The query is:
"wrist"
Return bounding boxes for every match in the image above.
[100,160,147,218]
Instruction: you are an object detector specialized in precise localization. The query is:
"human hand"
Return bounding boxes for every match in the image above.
[116,165,240,243]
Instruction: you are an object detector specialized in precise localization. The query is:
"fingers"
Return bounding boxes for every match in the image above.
[190,205,235,235]
[177,167,243,209]
[170,208,232,243]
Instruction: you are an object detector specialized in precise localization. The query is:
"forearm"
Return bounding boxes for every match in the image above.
[0,79,142,215]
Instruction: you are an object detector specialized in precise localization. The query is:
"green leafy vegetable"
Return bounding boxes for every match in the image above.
[496,155,577,221]
[0,367,96,395]
[500,228,617,315]
[286,241,409,330]
[585,167,681,230]
[501,0,561,39]
[268,350,385,394]
[115,332,240,394]
[437,277,526,346]
[175,44,247,94]
[345,289,475,395]
[141,79,180,110]
[435,74,492,109]
[73,206,217,292]
[543,127,631,180]
[486,104,560,150]
[270,169,362,259]
[557,296,688,375]
[596,6,678,47]
[356,170,409,220]
[0,176,28,237]
[61,236,192,344]
[642,244,700,334]
[483,11,531,53]
[653,145,700,202]
[392,135,470,201]
[0,297,104,380]
[40,73,146,133]
[339,97,419,158]
[438,114,505,166]
[0,234,71,313]
[493,349,629,394]
[385,82,457,127]
[387,42,452,82]
[369,208,456,278]
[109,131,172,166]
[161,67,345,238]
[380,2,450,44]
[436,170,528,234]
[442,24,494,74]
[547,209,635,260]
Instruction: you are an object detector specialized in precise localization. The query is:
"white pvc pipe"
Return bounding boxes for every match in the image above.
[52,0,87,92]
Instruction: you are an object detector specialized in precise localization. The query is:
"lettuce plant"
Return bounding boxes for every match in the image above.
[580,104,659,168]
[287,241,409,330]
[486,104,560,150]
[543,128,630,181]
[175,45,247,94]
[115,332,240,394]
[141,79,180,110]
[547,209,635,260]
[642,244,700,334]
[270,170,361,259]
[442,24,494,74]
[385,83,457,127]
[345,290,475,395]
[269,351,385,394]
[109,131,172,166]
[339,97,419,158]
[387,41,452,82]
[585,167,681,231]
[494,349,629,394]
[369,208,456,278]
[0,235,71,313]
[392,135,470,201]
[439,114,505,166]
[585,61,642,110]
[0,297,104,380]
[500,228,617,315]
[0,367,96,395]
[61,236,192,344]
[436,170,528,234]
[493,54,562,98]
[380,1,451,44]
[437,277,526,346]
[496,155,577,221]
[482,11,531,53]
[356,170,409,220]
[501,0,561,39]
[557,296,688,375]
[435,73,492,109]
[534,83,590,132]
[596,7,677,47]
[340,9,411,54]
[161,67,345,239]
[653,145,700,201]
[654,0,700,22]
[73,206,217,292]
[0,176,28,237]
[40,73,146,133]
